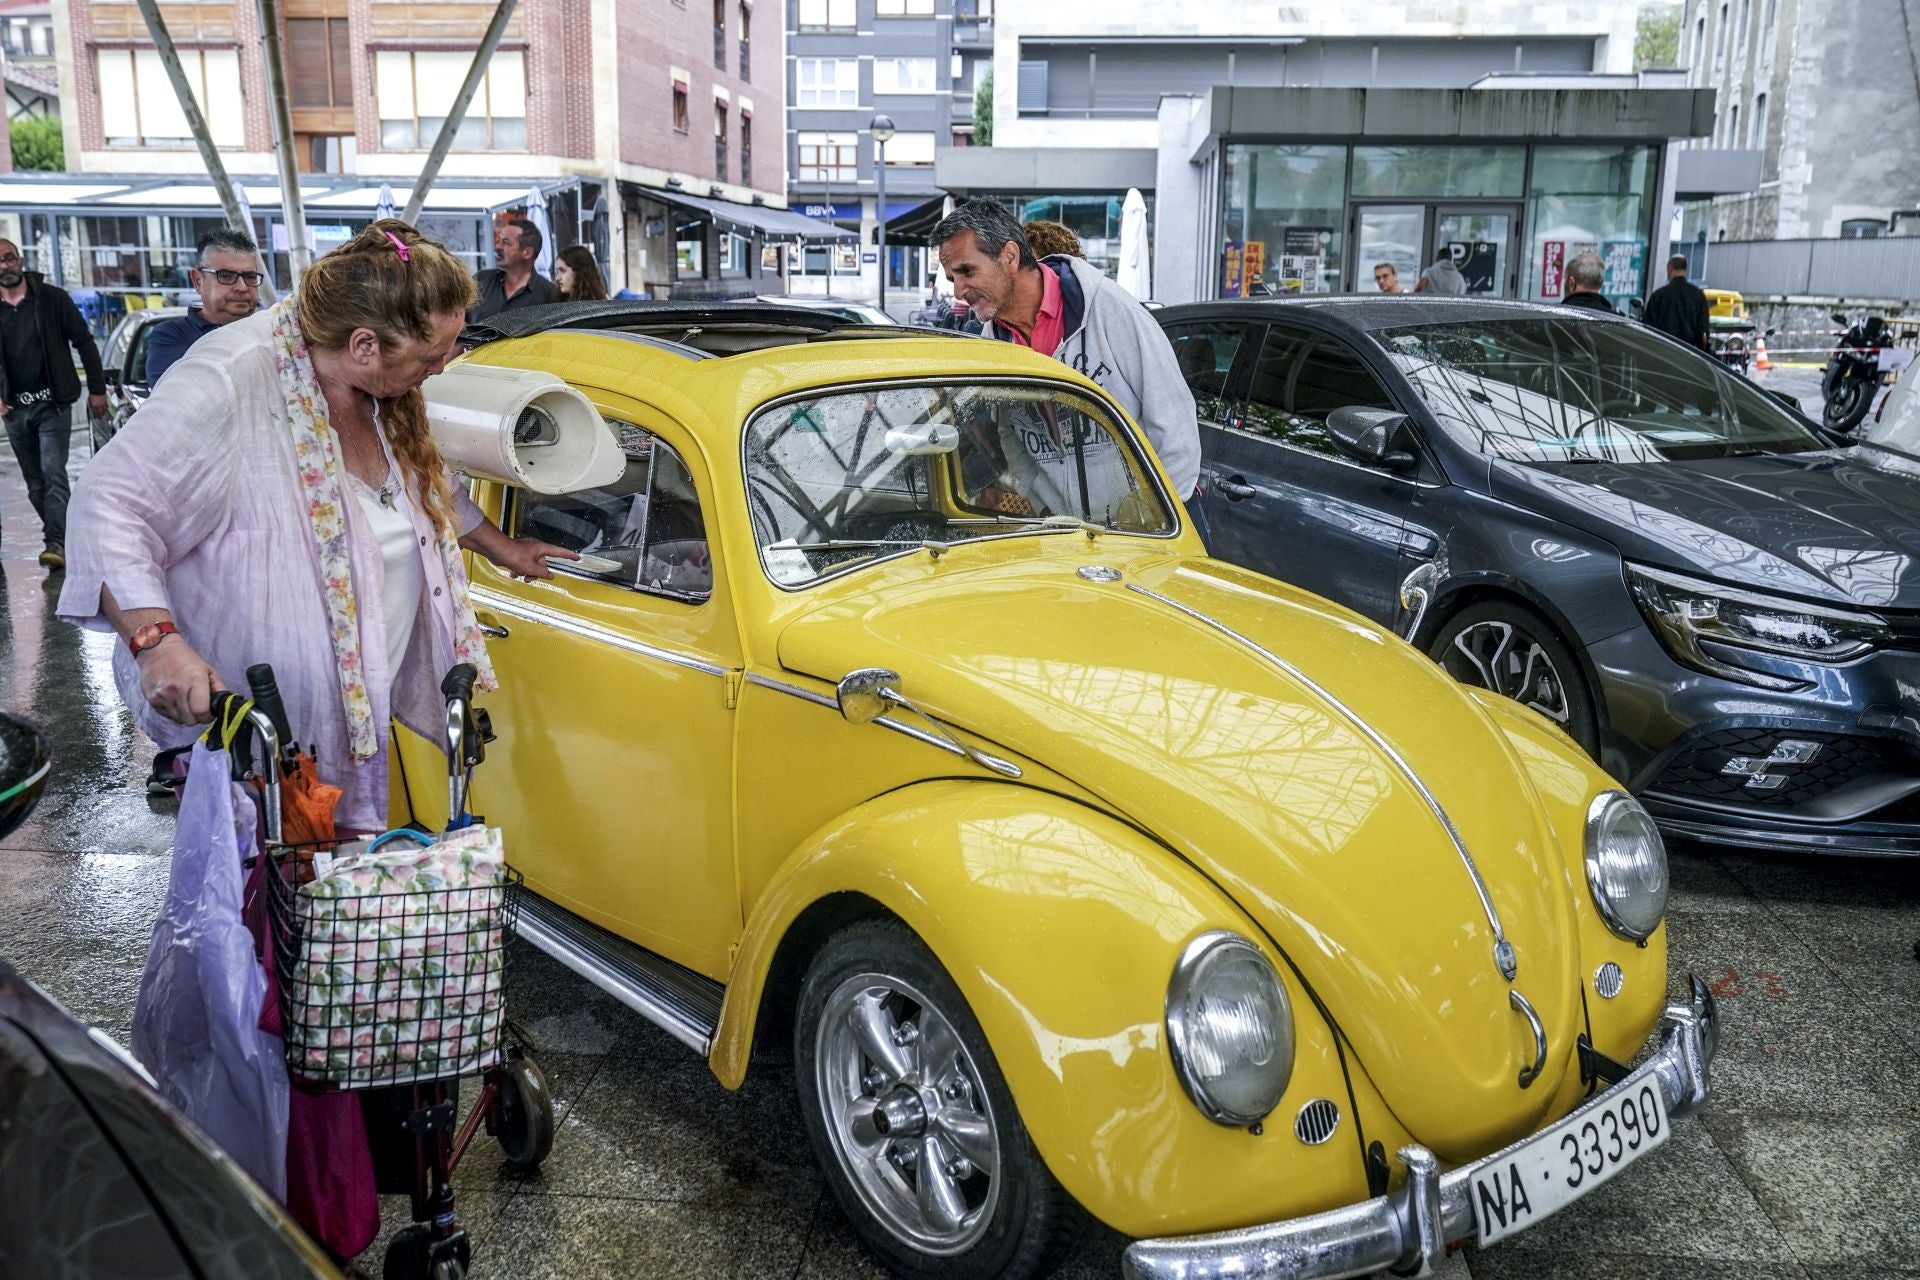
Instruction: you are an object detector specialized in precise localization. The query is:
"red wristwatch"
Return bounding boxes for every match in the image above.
[129,621,178,657]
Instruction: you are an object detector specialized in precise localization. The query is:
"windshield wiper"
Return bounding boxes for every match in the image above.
[948,514,1109,538]
[787,537,952,559]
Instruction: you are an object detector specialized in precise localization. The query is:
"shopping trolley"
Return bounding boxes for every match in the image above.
[214,662,555,1280]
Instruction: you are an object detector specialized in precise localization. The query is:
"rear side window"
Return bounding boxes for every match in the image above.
[1163,322,1250,401]
[126,319,159,387]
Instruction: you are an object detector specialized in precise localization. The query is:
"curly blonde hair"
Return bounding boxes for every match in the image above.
[1022,220,1082,261]
[294,219,477,535]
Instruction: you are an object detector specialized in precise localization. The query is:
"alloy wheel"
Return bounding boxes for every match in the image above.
[814,972,1002,1256]
[1446,620,1574,725]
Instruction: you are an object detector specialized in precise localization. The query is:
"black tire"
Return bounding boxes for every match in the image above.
[793,919,1082,1280]
[1428,601,1601,759]
[1824,366,1874,431]
[383,1227,469,1280]
[495,1053,556,1169]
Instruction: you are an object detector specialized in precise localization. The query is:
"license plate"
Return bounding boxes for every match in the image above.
[1471,1073,1669,1247]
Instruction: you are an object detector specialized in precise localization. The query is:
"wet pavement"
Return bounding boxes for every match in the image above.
[4,419,1920,1280]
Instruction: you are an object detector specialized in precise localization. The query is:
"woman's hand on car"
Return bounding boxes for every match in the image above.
[138,638,227,725]
[488,536,578,582]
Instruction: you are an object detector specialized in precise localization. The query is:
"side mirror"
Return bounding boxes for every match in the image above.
[1625,297,1646,319]
[836,667,901,725]
[1326,406,1418,470]
[103,370,122,390]
[1832,312,1850,327]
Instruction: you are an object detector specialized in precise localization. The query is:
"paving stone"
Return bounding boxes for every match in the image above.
[466,1190,815,1280]
[1469,1250,1806,1279]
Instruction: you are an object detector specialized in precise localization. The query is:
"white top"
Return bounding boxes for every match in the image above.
[347,452,423,696]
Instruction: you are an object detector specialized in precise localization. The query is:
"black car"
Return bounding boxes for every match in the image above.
[93,305,184,453]
[1160,296,1920,857]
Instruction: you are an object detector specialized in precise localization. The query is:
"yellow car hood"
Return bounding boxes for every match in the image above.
[777,550,1584,1155]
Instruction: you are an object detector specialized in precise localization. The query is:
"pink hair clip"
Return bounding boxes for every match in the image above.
[382,230,410,262]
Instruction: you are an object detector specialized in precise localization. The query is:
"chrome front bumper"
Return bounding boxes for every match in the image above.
[1122,975,1719,1280]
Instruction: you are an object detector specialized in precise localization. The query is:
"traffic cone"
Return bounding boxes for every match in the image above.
[1754,335,1773,371]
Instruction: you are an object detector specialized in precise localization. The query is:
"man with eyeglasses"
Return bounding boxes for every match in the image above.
[145,228,264,384]
[0,237,107,570]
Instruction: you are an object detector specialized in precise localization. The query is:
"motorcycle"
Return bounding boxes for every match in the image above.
[1822,311,1898,432]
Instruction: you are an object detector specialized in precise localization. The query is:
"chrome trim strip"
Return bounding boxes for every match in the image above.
[511,910,712,1055]
[470,588,727,677]
[743,671,1023,777]
[1123,582,1516,979]
[1510,988,1546,1088]
[1122,980,1719,1280]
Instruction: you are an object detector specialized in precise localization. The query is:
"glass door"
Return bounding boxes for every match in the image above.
[1353,205,1424,294]
[1431,206,1520,298]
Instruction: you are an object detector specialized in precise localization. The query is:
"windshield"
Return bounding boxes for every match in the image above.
[1381,319,1830,463]
[744,381,1176,585]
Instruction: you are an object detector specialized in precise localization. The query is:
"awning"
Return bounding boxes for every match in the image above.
[0,173,578,217]
[632,186,854,243]
[884,196,950,246]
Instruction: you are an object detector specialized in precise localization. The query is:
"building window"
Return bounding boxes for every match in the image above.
[1762,0,1777,59]
[96,48,244,148]
[873,57,936,95]
[738,2,751,79]
[880,131,935,166]
[1751,93,1768,150]
[1737,0,1751,52]
[797,130,857,182]
[1727,103,1739,148]
[713,0,726,68]
[795,58,859,108]
[286,18,353,109]
[1841,219,1888,239]
[876,0,934,14]
[715,100,729,180]
[1692,16,1706,75]
[796,0,854,32]
[306,134,357,173]
[1715,2,1728,69]
[740,114,752,184]
[375,49,526,151]
[673,80,690,132]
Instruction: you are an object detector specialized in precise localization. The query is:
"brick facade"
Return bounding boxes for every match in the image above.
[62,1,274,159]
[618,0,776,185]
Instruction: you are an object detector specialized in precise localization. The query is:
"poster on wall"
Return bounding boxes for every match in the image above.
[1278,255,1321,294]
[1222,241,1247,297]
[1243,241,1268,291]
[1446,241,1500,293]
[1541,241,1566,297]
[1601,239,1645,299]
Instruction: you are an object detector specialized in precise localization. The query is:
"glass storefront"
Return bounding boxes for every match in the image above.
[970,192,1155,279]
[1218,142,1659,305]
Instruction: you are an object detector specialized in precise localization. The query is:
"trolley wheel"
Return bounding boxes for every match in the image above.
[495,1053,556,1169]
[383,1226,470,1280]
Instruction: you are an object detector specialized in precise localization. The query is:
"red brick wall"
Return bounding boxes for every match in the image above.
[527,0,594,161]
[618,0,783,190]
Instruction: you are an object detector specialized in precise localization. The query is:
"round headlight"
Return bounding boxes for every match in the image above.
[1165,932,1294,1126]
[1585,791,1669,941]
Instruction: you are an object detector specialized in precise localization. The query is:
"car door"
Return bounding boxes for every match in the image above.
[1207,323,1421,623]
[1160,317,1258,545]
[461,401,744,980]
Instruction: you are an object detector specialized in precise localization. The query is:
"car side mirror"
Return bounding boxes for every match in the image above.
[836,667,901,725]
[1832,312,1850,326]
[103,370,122,391]
[1326,406,1418,470]
[884,423,958,455]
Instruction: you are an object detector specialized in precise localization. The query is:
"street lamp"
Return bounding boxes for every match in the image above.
[870,113,895,314]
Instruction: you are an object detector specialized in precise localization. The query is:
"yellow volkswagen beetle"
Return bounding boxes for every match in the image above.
[405,303,1716,1280]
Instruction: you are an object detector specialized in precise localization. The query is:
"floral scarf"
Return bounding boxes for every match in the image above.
[270,302,496,763]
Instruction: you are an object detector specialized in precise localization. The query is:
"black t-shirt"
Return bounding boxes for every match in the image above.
[0,292,49,398]
[468,269,557,322]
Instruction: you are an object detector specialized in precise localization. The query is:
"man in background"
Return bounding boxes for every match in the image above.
[1372,262,1404,294]
[146,228,263,383]
[1643,254,1710,350]
[0,238,106,570]
[469,218,555,321]
[1559,252,1617,314]
[1415,248,1467,295]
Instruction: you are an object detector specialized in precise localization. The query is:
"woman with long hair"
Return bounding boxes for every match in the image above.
[554,244,609,302]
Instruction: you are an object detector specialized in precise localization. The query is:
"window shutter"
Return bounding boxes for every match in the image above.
[330,19,354,107]
[1016,59,1048,114]
[286,19,332,108]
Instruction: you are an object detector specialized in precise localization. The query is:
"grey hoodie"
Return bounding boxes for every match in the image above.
[988,255,1200,498]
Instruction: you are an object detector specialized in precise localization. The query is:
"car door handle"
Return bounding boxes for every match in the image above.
[476,616,510,639]
[1216,477,1258,501]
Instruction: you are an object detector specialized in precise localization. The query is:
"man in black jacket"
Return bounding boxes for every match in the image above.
[0,240,107,570]
[1560,252,1617,314]
[1643,254,1711,350]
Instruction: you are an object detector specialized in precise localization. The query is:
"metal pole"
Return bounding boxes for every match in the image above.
[253,0,310,281]
[132,0,277,299]
[877,144,887,314]
[822,177,833,298]
[402,0,521,225]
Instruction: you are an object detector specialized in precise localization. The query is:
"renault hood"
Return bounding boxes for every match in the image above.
[776,551,1588,1157]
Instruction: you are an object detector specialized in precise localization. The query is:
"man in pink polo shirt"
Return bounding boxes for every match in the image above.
[932,200,1202,522]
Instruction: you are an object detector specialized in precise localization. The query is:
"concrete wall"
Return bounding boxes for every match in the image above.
[994,0,1640,149]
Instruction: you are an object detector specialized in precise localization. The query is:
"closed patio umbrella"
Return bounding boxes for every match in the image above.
[1119,188,1150,300]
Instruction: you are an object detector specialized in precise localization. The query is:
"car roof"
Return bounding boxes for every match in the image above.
[1156,295,1629,333]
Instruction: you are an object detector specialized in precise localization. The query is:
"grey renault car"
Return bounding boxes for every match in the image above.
[1159,296,1920,857]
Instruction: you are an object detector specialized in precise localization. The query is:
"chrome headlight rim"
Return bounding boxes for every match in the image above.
[1165,930,1294,1127]
[1584,790,1669,942]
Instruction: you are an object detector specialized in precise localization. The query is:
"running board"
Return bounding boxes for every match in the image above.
[512,892,725,1056]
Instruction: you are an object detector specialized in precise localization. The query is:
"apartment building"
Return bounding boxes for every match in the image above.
[13,0,803,316]
[783,0,991,301]
[1680,0,1920,241]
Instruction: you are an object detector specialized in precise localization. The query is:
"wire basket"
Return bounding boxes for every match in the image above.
[265,835,521,1090]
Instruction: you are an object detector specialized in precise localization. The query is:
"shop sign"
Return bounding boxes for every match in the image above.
[862,251,878,264]
[1446,241,1500,294]
[1222,241,1247,297]
[1541,241,1566,297]
[1601,239,1645,298]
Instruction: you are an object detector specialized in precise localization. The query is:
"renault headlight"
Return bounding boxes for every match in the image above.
[1626,564,1885,691]
[1585,792,1669,942]
[1165,932,1294,1126]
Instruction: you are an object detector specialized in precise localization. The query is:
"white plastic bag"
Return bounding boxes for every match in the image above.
[131,738,289,1199]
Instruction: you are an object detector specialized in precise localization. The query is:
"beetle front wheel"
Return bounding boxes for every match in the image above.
[794,919,1081,1280]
